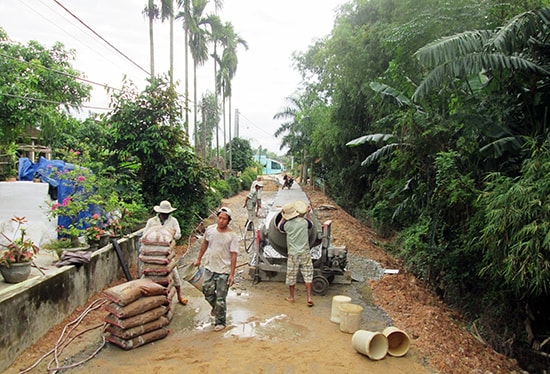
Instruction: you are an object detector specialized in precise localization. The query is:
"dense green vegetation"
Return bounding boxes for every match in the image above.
[278,0,550,369]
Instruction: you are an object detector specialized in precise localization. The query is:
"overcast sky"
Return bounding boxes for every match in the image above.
[0,0,344,154]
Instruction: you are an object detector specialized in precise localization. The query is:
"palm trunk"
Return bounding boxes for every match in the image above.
[193,59,198,149]
[184,27,190,136]
[169,13,174,85]
[213,46,220,169]
[148,0,155,77]
[228,95,232,171]
[222,89,227,169]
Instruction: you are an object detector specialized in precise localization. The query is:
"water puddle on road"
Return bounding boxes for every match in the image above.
[170,287,308,341]
[223,314,304,340]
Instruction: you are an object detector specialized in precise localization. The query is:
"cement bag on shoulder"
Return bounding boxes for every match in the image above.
[141,227,173,246]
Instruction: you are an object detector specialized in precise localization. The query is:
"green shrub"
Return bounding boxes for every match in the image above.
[211,179,230,199]
[240,167,257,190]
[226,175,242,196]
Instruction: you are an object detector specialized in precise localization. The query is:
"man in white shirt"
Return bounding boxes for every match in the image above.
[193,207,239,332]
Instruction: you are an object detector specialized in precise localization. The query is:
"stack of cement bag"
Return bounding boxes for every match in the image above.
[103,279,171,350]
[138,227,178,321]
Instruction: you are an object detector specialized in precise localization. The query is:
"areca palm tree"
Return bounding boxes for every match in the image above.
[183,8,218,150]
[215,22,248,169]
[143,0,172,77]
[207,17,227,168]
[177,0,198,138]
[178,0,223,152]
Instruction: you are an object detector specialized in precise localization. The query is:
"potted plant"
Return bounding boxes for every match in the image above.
[83,213,108,250]
[0,216,39,283]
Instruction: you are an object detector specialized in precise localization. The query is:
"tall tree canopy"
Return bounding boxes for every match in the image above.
[0,28,91,146]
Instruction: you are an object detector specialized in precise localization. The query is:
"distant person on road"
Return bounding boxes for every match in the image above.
[243,181,263,226]
[250,176,264,216]
[282,174,293,189]
[143,200,188,305]
[193,207,239,332]
[278,200,314,307]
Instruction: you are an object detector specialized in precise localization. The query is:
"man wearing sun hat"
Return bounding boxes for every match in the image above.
[143,200,188,305]
[193,207,239,332]
[278,200,315,307]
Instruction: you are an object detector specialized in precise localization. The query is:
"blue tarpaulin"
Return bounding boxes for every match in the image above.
[18,157,97,235]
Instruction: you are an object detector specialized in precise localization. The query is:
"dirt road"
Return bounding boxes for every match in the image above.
[6,180,521,373]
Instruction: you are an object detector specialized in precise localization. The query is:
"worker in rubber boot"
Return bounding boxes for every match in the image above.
[278,200,315,307]
[144,200,188,305]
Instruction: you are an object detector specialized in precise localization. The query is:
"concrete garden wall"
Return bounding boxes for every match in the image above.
[0,234,139,372]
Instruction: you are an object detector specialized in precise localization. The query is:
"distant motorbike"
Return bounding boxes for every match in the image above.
[283,176,294,189]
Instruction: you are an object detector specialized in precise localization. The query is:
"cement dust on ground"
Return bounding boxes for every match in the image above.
[5,182,521,373]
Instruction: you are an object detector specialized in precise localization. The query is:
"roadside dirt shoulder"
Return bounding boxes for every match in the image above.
[304,186,521,373]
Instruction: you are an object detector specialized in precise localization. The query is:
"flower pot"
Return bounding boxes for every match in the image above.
[0,262,32,283]
[99,234,110,247]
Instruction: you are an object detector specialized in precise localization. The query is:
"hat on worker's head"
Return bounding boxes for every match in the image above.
[281,203,299,220]
[154,200,176,214]
[217,206,232,219]
[294,200,309,216]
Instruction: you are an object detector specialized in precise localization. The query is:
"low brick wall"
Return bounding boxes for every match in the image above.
[0,233,139,372]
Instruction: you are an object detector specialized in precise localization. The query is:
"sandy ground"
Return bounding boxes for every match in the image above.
[5,180,522,373]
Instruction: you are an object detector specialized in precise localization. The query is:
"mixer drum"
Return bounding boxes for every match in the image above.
[267,212,322,256]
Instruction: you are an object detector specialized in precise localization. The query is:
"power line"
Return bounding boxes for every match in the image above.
[5,2,198,113]
[0,92,110,111]
[53,0,150,77]
[238,112,275,138]
[16,0,144,85]
[45,1,196,107]
[0,51,121,93]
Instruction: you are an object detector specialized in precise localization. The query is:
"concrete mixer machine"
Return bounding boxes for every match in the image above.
[248,186,351,295]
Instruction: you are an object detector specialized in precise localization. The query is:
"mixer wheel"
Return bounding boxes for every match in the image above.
[312,275,329,296]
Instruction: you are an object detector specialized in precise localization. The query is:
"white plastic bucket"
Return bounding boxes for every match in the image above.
[382,326,411,357]
[339,303,363,333]
[179,263,205,291]
[351,330,388,360]
[330,295,352,323]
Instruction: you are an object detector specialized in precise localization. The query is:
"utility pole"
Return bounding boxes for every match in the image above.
[234,108,239,138]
